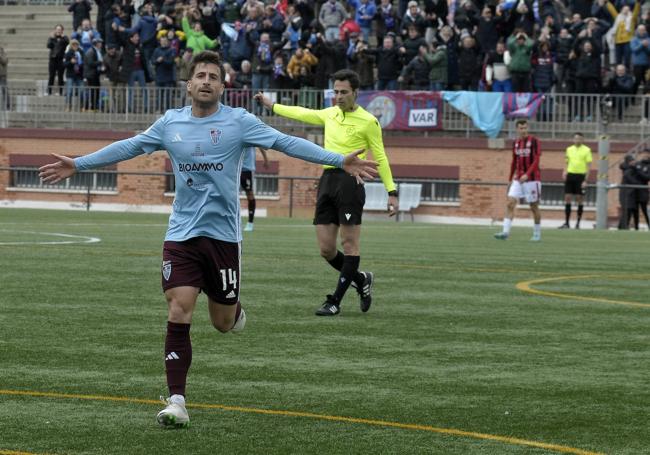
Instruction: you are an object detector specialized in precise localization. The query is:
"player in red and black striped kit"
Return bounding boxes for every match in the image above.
[494,119,543,241]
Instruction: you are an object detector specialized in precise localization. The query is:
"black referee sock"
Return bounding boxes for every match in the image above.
[577,205,584,223]
[565,204,571,224]
[248,199,256,223]
[327,250,345,271]
[332,255,360,303]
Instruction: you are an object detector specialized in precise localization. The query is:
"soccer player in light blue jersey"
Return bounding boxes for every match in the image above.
[39,51,377,429]
[240,146,269,232]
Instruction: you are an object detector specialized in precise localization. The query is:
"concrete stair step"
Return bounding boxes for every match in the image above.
[0,21,73,30]
[1,32,58,41]
[0,6,69,14]
[0,13,69,20]
[4,49,50,59]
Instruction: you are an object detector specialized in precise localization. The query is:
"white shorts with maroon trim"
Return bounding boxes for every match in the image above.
[508,180,541,204]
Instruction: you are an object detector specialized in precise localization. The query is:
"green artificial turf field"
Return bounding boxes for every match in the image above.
[0,208,648,455]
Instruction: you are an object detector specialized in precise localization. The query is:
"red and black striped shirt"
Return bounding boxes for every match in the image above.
[509,135,541,181]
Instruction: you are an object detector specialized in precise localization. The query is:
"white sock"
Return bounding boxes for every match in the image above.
[534,224,541,236]
[170,394,185,406]
[503,218,513,234]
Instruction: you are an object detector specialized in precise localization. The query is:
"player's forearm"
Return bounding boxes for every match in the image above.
[524,155,541,178]
[378,165,396,192]
[74,138,146,170]
[272,103,324,125]
[272,134,343,167]
[372,149,396,191]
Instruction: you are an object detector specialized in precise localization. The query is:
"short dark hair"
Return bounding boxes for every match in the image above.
[189,50,226,83]
[515,119,528,127]
[332,69,360,90]
[574,132,584,137]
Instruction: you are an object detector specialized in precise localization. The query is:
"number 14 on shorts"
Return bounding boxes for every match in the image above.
[219,268,238,291]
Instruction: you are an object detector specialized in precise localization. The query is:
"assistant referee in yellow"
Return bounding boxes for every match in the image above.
[560,132,593,229]
[254,69,397,316]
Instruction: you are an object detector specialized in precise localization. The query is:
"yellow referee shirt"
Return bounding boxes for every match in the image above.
[272,103,397,192]
[565,144,592,174]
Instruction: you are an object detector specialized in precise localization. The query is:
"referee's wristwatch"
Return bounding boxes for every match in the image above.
[388,190,398,197]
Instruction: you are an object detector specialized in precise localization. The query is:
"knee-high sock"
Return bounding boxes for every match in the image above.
[565,203,571,224]
[165,321,192,397]
[248,199,256,223]
[327,250,344,271]
[327,251,365,288]
[332,255,360,303]
[577,204,584,223]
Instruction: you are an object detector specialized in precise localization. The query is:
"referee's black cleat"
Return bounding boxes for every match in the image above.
[558,223,570,229]
[315,295,340,316]
[357,271,374,313]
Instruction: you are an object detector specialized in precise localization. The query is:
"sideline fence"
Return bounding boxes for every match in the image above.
[3,85,650,139]
[4,166,637,218]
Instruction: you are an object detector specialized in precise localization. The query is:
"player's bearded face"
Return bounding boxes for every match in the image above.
[333,80,357,112]
[187,63,224,106]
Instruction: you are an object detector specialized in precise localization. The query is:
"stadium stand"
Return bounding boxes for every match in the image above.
[0,5,69,87]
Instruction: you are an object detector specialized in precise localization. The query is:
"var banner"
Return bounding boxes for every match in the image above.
[324,90,443,131]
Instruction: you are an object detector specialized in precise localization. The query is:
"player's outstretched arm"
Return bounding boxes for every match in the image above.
[343,149,379,184]
[39,153,76,184]
[254,91,325,125]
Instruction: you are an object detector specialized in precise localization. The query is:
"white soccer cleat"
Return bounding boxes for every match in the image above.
[157,395,190,428]
[231,307,246,333]
[244,222,254,232]
[493,232,509,240]
[530,234,541,242]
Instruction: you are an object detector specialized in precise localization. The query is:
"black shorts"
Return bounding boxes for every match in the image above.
[161,236,240,305]
[313,169,365,225]
[240,170,253,192]
[565,173,586,195]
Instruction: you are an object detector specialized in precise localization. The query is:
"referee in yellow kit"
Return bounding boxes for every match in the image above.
[560,132,592,229]
[254,70,398,316]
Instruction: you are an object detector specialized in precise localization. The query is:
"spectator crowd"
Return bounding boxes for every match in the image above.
[40,0,650,120]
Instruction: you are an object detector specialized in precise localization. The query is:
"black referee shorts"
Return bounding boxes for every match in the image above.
[313,169,365,226]
[240,170,254,192]
[564,173,586,195]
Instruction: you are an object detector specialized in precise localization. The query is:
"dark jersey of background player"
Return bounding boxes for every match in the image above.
[510,135,541,182]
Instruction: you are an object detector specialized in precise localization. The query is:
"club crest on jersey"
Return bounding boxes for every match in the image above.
[210,129,222,146]
[162,260,172,281]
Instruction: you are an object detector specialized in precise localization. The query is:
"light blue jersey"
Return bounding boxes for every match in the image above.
[74,104,344,243]
[242,147,255,172]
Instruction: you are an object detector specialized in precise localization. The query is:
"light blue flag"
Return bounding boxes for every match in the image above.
[442,91,505,138]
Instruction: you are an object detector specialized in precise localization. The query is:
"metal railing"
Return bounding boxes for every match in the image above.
[3,84,650,139]
[2,166,614,214]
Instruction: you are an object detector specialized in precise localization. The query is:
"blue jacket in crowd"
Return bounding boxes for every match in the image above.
[152,46,176,84]
[630,31,650,67]
[126,14,159,47]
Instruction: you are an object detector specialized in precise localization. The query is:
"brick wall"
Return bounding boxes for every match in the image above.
[0,129,634,222]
